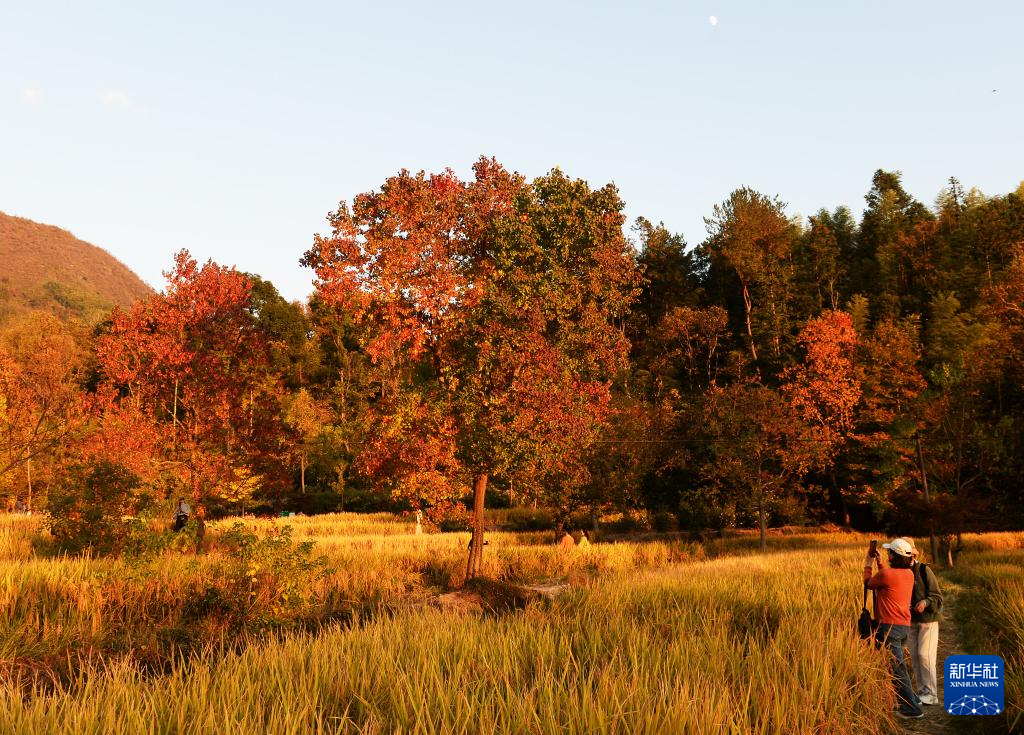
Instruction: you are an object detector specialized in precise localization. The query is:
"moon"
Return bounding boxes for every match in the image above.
[709,15,718,26]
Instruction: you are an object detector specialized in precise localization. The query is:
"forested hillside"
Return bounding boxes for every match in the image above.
[0,211,151,325]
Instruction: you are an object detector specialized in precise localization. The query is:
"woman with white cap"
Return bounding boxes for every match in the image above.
[864,537,924,719]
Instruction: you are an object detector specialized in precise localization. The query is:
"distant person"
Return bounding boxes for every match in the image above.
[577,530,591,549]
[559,529,575,549]
[906,539,943,706]
[173,498,191,531]
[864,538,924,719]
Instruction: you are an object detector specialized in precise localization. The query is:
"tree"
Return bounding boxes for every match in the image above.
[916,293,1007,564]
[283,388,330,495]
[855,170,934,317]
[700,188,795,368]
[791,208,853,317]
[0,313,86,511]
[46,460,145,553]
[952,185,1024,292]
[630,218,700,346]
[848,315,927,521]
[562,391,674,531]
[700,381,825,550]
[649,306,729,393]
[782,311,861,524]
[247,276,318,390]
[302,158,639,578]
[95,251,287,512]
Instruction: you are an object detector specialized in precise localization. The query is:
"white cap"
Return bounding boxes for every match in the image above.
[883,538,914,557]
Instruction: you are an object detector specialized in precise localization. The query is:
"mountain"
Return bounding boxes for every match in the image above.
[0,211,152,324]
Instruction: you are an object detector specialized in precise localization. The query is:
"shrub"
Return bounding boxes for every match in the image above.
[204,522,331,632]
[46,461,152,553]
[650,510,679,533]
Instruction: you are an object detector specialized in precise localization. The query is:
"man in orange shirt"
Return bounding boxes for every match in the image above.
[864,538,924,719]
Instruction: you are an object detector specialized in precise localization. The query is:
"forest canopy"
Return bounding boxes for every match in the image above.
[3,162,1023,561]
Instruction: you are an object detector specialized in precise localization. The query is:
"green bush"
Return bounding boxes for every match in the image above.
[46,461,151,553]
[205,522,331,632]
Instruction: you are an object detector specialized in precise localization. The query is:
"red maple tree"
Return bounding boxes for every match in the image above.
[95,251,286,511]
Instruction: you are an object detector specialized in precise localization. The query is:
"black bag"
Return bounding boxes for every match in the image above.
[858,581,878,642]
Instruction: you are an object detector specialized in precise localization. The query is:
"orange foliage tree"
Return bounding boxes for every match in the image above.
[783,310,862,524]
[95,251,286,513]
[303,158,640,578]
[0,313,86,511]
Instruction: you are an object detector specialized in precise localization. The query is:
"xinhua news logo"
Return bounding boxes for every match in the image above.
[944,655,1004,716]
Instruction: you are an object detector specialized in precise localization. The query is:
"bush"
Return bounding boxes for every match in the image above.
[650,510,679,533]
[201,522,331,632]
[426,500,472,532]
[678,491,735,532]
[46,461,151,553]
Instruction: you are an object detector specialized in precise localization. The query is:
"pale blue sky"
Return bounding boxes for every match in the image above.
[2,1,1021,301]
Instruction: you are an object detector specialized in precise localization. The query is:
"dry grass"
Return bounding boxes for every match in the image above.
[2,512,1018,734]
[944,535,1024,732]
[1,523,896,734]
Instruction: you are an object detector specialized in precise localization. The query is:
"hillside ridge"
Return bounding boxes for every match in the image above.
[0,211,152,323]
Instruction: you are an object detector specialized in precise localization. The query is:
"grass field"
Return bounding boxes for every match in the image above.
[1,513,1021,734]
[945,537,1024,733]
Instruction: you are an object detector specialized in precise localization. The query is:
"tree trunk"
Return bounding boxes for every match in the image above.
[465,473,488,581]
[828,469,850,527]
[300,453,306,494]
[915,434,940,565]
[758,487,767,552]
[172,379,179,451]
[26,458,32,514]
[741,281,759,365]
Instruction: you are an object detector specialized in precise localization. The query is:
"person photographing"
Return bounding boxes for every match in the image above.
[864,538,924,719]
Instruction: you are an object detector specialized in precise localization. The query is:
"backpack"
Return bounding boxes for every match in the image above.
[858,581,879,643]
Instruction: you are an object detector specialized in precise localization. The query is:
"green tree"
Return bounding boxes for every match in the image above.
[855,170,934,317]
[700,188,796,369]
[700,381,825,550]
[791,208,853,317]
[915,293,1007,563]
[847,316,926,520]
[631,217,700,345]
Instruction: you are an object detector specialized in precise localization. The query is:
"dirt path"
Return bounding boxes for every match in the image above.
[901,581,966,735]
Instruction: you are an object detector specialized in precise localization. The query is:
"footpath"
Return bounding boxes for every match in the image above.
[901,583,967,735]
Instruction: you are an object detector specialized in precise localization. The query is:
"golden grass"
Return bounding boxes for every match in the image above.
[3,511,1018,734]
[1,541,896,734]
[945,539,1024,732]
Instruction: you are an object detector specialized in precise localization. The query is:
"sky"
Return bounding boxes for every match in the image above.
[2,1,1021,302]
